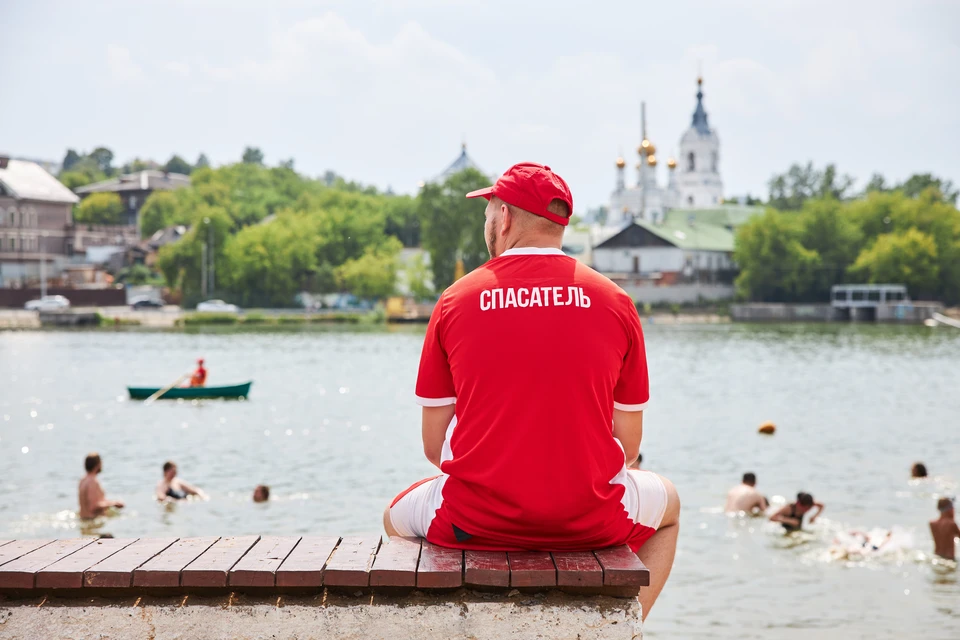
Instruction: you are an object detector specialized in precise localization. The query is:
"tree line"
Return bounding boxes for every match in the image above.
[59,147,488,306]
[735,163,960,304]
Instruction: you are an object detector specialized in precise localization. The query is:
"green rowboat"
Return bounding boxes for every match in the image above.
[127,381,253,400]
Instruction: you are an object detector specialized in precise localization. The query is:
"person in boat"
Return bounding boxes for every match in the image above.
[253,485,270,503]
[770,492,824,532]
[155,461,205,501]
[725,472,769,515]
[930,497,960,560]
[78,453,124,519]
[912,462,928,479]
[189,359,207,388]
[383,163,679,621]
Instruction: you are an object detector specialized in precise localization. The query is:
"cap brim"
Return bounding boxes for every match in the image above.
[465,186,494,200]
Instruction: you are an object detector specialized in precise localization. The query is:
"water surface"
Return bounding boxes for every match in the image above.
[1,323,958,639]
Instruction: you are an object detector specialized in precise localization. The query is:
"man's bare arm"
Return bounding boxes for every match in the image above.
[612,409,643,467]
[770,505,800,527]
[178,480,206,498]
[809,502,825,524]
[422,405,456,469]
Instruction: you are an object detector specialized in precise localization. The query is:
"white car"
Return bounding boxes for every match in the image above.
[196,299,240,313]
[25,295,71,311]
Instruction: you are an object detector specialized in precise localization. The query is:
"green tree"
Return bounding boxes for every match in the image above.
[418,168,490,290]
[797,198,862,300]
[59,171,98,190]
[849,229,940,297]
[334,238,402,299]
[139,191,181,237]
[89,147,115,176]
[156,206,233,304]
[242,147,264,165]
[404,252,434,300]
[898,173,958,204]
[864,173,888,194]
[62,149,81,172]
[116,264,156,285]
[733,209,822,301]
[195,153,211,170]
[74,193,125,225]
[768,162,854,210]
[164,155,193,175]
[223,215,319,306]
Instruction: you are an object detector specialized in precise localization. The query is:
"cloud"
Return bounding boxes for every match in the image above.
[106,44,143,82]
[162,61,192,77]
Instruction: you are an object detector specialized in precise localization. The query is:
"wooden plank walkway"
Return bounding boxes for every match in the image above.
[0,536,649,595]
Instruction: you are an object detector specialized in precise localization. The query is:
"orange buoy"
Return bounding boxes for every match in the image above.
[758,421,776,435]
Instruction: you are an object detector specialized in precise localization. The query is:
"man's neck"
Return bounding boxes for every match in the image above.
[503,235,562,253]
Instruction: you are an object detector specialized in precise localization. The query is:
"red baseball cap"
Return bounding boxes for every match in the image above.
[465,162,573,226]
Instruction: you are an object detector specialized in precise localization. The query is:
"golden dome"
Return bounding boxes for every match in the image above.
[647,154,657,167]
[667,157,677,169]
[639,139,656,156]
[616,156,626,169]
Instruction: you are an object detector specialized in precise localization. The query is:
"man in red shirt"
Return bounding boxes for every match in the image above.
[189,359,207,387]
[384,163,679,619]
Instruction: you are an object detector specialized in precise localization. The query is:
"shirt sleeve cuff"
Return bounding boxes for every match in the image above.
[415,395,457,407]
[614,400,648,412]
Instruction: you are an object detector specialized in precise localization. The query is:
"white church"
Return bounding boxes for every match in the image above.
[609,77,724,224]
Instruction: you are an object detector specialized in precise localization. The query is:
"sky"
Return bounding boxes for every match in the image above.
[1,0,958,210]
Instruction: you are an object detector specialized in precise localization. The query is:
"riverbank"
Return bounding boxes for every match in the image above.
[0,307,374,330]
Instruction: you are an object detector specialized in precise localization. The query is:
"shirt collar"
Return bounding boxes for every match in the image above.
[499,247,566,257]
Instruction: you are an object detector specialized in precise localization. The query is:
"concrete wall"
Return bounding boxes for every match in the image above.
[620,283,735,304]
[731,303,840,322]
[732,302,945,323]
[0,591,640,640]
[876,302,943,323]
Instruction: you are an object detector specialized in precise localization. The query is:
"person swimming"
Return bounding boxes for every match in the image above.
[78,453,124,519]
[930,497,960,560]
[253,485,270,503]
[912,462,929,479]
[770,492,824,532]
[725,472,768,515]
[155,461,205,502]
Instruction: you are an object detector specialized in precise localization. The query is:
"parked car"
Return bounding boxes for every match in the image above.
[24,295,71,311]
[196,299,240,313]
[130,296,164,310]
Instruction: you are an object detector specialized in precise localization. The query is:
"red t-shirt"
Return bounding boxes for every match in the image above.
[415,247,650,550]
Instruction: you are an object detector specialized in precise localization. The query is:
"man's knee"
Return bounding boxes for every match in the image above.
[658,475,680,527]
[382,506,399,538]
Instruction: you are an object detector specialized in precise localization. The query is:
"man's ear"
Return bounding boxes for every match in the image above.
[500,203,512,236]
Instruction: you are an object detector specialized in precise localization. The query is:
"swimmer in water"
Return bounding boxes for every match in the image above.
[725,472,768,515]
[155,461,205,502]
[253,485,270,503]
[770,492,823,532]
[78,453,124,519]
[930,497,959,560]
[912,462,928,479]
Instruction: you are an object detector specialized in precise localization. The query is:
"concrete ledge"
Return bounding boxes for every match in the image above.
[0,589,641,640]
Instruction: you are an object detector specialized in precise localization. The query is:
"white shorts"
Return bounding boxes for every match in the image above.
[388,470,668,541]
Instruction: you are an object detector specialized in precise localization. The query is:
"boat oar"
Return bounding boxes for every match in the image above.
[143,373,190,405]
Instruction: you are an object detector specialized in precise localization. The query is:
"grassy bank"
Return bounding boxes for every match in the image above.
[177,311,367,327]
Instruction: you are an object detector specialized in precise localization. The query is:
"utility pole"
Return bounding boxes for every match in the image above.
[40,230,49,297]
[201,241,207,299]
[206,218,214,296]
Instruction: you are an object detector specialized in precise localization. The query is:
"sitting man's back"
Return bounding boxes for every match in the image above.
[384,163,679,620]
